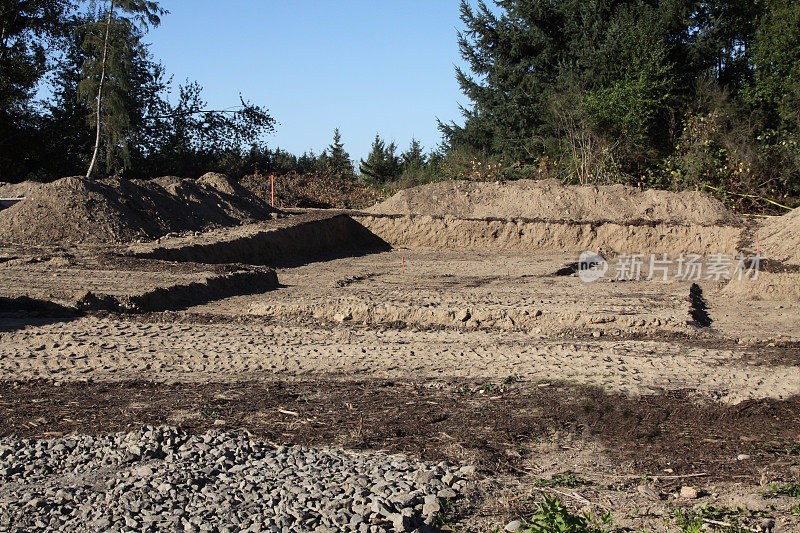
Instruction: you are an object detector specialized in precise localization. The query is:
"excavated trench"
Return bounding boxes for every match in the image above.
[77,268,279,313]
[352,213,746,255]
[105,211,791,329]
[128,214,391,267]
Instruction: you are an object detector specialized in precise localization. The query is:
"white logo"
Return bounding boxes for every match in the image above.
[578,251,608,283]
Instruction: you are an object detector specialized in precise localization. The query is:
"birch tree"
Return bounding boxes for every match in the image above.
[80,0,163,177]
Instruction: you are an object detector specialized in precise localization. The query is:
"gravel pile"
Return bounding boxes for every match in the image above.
[0,427,472,532]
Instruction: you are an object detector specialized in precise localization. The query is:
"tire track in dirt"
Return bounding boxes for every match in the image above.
[0,316,797,403]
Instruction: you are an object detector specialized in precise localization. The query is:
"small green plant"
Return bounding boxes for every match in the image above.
[503,374,520,384]
[790,500,800,516]
[199,408,219,419]
[756,441,800,456]
[763,481,800,498]
[482,382,498,393]
[674,505,770,533]
[437,497,459,529]
[509,496,612,532]
[534,471,594,489]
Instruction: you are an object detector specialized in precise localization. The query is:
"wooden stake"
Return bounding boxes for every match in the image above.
[270,174,275,207]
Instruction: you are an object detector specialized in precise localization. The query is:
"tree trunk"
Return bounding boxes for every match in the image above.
[86,0,115,179]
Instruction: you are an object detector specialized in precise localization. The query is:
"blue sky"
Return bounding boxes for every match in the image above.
[146,1,470,163]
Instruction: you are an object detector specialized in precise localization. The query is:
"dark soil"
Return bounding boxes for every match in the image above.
[2,378,798,482]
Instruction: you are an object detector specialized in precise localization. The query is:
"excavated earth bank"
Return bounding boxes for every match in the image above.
[369,178,739,225]
[759,206,800,266]
[128,212,390,266]
[353,213,744,255]
[0,173,275,245]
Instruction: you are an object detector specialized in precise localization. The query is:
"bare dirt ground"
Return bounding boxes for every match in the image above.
[1,178,799,531]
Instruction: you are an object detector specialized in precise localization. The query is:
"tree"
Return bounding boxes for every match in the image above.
[750,0,800,130]
[320,128,354,176]
[441,0,701,167]
[0,0,75,179]
[359,133,402,182]
[401,138,427,170]
[296,150,319,174]
[80,0,164,177]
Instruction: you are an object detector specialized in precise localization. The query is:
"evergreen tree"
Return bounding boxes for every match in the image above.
[359,133,402,182]
[401,138,427,170]
[750,0,800,130]
[442,0,701,163]
[297,150,319,174]
[321,128,354,176]
[0,0,75,179]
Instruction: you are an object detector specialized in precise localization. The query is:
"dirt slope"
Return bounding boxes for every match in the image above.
[759,207,800,265]
[369,179,737,225]
[0,173,274,245]
[0,181,43,198]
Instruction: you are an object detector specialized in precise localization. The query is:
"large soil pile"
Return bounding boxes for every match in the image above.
[240,172,381,209]
[0,181,43,198]
[369,179,737,225]
[759,207,800,265]
[0,173,274,245]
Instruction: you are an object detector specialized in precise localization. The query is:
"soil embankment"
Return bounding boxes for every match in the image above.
[369,179,738,225]
[0,173,275,245]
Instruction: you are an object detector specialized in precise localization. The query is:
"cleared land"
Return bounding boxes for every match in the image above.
[0,176,799,532]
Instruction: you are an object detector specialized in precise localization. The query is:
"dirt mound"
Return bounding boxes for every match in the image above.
[355,214,744,255]
[369,179,738,225]
[0,181,43,198]
[241,172,381,209]
[129,213,391,267]
[759,207,800,265]
[721,272,800,301]
[0,173,275,245]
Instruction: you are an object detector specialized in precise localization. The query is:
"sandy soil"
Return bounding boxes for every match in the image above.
[1,249,797,405]
[1,180,798,531]
[369,179,738,225]
[760,207,800,266]
[0,173,274,245]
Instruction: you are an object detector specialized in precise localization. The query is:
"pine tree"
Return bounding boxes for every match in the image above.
[401,138,427,170]
[359,134,402,182]
[321,128,354,176]
[442,0,701,162]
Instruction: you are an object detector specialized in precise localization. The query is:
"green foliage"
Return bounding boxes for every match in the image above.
[791,500,800,516]
[0,0,76,178]
[79,0,166,176]
[749,0,800,130]
[401,138,427,170]
[319,128,354,177]
[763,481,800,498]
[79,13,142,171]
[0,0,275,181]
[443,0,692,165]
[582,5,675,154]
[674,504,773,533]
[359,133,402,182]
[533,472,594,489]
[444,0,800,207]
[509,496,612,533]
